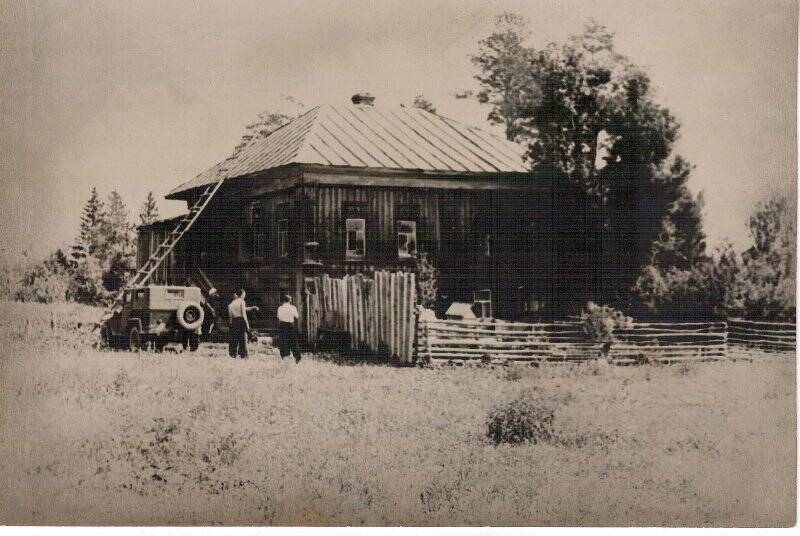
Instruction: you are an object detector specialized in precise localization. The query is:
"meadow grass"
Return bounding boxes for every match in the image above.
[0,301,795,526]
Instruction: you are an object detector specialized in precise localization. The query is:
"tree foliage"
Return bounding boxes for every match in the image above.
[470,16,706,310]
[412,94,437,114]
[471,13,538,141]
[73,187,106,261]
[139,191,160,226]
[738,196,795,319]
[634,195,795,321]
[8,188,140,305]
[233,95,306,156]
[415,251,439,309]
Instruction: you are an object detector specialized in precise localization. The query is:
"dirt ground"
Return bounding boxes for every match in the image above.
[0,301,795,526]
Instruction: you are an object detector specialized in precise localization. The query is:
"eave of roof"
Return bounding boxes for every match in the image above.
[136,214,185,231]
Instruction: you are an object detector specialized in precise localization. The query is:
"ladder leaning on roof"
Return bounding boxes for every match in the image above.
[94,169,229,330]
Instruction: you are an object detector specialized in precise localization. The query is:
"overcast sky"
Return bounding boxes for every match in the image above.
[1,0,796,261]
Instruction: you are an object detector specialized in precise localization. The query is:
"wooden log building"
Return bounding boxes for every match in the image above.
[138,92,594,330]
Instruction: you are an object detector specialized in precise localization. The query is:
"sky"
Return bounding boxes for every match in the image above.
[0,0,796,261]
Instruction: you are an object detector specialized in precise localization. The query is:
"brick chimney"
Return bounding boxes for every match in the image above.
[351,92,375,106]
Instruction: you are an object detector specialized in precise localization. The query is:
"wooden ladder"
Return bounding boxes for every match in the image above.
[95,172,228,328]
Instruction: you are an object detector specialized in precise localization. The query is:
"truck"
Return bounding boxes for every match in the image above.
[100,285,206,351]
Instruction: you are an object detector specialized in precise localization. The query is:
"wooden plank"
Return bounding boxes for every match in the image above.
[729,318,796,327]
[616,327,726,335]
[357,277,364,347]
[400,272,405,360]
[389,272,396,357]
[398,272,405,362]
[374,272,380,349]
[407,273,416,363]
[404,272,412,362]
[389,271,394,354]
[727,326,796,337]
[630,322,727,328]
[727,336,796,344]
[423,318,582,328]
[422,324,586,336]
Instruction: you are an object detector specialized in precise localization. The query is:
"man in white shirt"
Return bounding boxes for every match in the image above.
[276,294,301,362]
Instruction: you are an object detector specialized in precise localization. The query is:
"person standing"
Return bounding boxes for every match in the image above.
[277,294,301,363]
[228,289,258,359]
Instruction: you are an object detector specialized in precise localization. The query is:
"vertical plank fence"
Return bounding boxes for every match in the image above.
[305,271,416,363]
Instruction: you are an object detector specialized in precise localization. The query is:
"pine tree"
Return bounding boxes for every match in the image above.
[72,187,106,261]
[102,191,135,292]
[139,191,160,225]
[105,191,133,255]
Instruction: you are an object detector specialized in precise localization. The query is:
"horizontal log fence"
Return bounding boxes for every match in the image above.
[417,319,745,364]
[727,318,796,357]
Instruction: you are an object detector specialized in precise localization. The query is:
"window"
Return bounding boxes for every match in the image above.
[251,202,267,259]
[135,289,148,302]
[278,219,289,258]
[165,289,184,300]
[397,220,417,258]
[346,218,366,259]
[483,233,491,257]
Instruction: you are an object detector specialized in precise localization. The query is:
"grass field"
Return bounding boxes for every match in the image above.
[0,301,795,526]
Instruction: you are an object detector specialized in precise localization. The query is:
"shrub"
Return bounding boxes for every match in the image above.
[486,397,556,445]
[415,251,439,309]
[580,302,632,343]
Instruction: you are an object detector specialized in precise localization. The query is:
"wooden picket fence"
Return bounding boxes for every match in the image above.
[727,318,796,357]
[416,318,731,364]
[304,271,417,363]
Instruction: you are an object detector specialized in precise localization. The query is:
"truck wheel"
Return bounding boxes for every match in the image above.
[177,301,204,331]
[128,326,142,352]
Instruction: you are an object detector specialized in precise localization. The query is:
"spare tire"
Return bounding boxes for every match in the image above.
[177,301,204,331]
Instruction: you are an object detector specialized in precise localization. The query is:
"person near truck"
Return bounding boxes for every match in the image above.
[227,289,258,359]
[277,294,301,362]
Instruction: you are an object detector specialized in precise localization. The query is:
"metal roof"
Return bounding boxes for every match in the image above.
[168,103,529,197]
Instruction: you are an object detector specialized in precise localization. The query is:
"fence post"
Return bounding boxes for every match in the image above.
[423,321,430,363]
[722,320,729,360]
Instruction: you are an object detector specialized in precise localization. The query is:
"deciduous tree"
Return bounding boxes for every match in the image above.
[470,16,706,310]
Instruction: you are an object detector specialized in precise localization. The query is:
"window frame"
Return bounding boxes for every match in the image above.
[345,217,366,260]
[249,201,268,259]
[278,218,290,258]
[397,219,417,259]
[164,288,184,300]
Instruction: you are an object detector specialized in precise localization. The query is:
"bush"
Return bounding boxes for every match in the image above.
[580,302,632,343]
[486,397,556,445]
[415,251,439,309]
[11,251,72,303]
